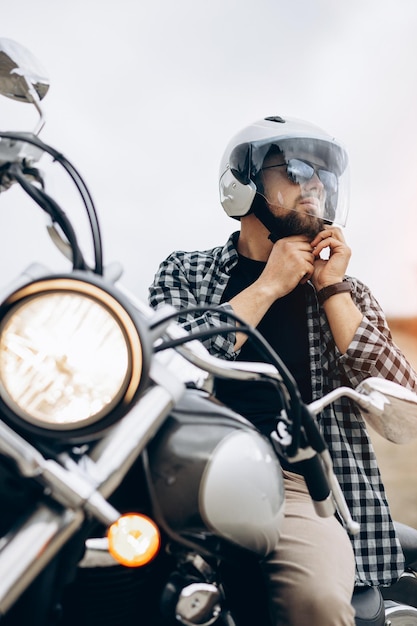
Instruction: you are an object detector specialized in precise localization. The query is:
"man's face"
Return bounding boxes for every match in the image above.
[258,153,328,238]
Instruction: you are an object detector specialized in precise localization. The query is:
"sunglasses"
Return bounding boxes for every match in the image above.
[262,158,338,195]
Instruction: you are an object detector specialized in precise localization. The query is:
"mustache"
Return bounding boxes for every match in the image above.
[299,188,323,199]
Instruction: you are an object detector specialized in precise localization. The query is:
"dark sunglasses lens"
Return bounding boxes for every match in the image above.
[318,170,338,193]
[287,159,338,194]
[286,159,314,184]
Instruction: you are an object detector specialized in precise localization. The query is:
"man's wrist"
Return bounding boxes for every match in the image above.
[317,281,351,306]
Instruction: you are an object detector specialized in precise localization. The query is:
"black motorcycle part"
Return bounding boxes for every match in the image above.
[0,557,64,626]
[0,519,91,626]
[380,522,417,609]
[394,521,417,570]
[351,586,385,626]
[53,457,172,626]
[59,559,173,626]
[0,455,44,536]
[218,558,272,626]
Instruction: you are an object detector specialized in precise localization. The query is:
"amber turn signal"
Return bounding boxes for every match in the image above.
[107,513,161,567]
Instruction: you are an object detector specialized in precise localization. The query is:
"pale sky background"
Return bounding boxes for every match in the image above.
[2,0,417,316]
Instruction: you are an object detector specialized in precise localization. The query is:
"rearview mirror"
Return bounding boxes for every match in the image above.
[0,38,49,134]
[356,377,417,444]
[0,38,49,102]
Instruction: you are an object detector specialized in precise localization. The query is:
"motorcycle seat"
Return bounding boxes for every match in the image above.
[352,586,384,626]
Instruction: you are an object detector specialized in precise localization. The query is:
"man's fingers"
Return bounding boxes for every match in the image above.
[311,227,345,248]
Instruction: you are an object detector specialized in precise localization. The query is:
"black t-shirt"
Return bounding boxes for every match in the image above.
[216,254,312,437]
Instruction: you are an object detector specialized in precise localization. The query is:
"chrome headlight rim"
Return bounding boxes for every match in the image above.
[0,273,151,440]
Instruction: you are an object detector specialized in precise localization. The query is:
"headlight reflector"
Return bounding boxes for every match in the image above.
[0,277,148,433]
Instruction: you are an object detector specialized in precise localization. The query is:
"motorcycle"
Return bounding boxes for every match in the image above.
[1,37,417,626]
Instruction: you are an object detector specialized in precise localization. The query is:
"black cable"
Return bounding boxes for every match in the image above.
[151,304,302,453]
[52,152,103,275]
[8,162,86,270]
[153,324,253,352]
[0,131,103,275]
[151,304,300,395]
[149,305,231,330]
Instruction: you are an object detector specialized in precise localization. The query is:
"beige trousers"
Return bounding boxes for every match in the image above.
[261,470,356,626]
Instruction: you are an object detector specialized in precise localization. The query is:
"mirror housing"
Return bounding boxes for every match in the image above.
[0,38,49,134]
[0,38,49,102]
[356,377,417,444]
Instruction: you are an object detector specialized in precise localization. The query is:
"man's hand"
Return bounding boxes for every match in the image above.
[228,234,315,351]
[310,227,351,291]
[310,226,362,353]
[259,235,316,298]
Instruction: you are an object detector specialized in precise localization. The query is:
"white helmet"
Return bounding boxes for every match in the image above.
[219,115,349,226]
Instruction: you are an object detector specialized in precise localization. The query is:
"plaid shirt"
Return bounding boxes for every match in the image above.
[149,231,417,586]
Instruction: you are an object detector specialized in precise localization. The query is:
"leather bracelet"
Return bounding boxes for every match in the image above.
[317,281,351,306]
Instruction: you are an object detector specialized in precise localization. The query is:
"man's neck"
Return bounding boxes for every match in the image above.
[237,214,273,262]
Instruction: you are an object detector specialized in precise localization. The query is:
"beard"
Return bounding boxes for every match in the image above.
[250,193,327,241]
[265,205,325,239]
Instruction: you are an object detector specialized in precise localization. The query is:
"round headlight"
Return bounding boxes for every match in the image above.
[0,276,149,436]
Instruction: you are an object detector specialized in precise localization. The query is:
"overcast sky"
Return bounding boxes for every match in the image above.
[2,0,417,316]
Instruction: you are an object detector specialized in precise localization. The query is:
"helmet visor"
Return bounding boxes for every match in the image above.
[229,136,349,226]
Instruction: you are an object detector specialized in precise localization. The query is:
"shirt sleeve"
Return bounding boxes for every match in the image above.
[338,278,417,391]
[148,252,238,360]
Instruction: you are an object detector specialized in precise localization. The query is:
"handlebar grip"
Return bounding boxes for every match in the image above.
[295,455,336,518]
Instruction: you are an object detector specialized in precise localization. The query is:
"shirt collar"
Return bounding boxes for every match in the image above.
[219,231,240,273]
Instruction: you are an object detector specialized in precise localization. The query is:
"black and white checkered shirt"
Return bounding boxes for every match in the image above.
[149,231,417,586]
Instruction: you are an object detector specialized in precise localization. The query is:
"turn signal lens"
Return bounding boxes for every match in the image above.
[107,513,160,567]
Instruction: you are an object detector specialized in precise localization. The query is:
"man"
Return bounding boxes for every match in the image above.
[149,115,417,625]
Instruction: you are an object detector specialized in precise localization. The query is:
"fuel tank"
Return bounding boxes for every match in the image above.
[145,388,285,557]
